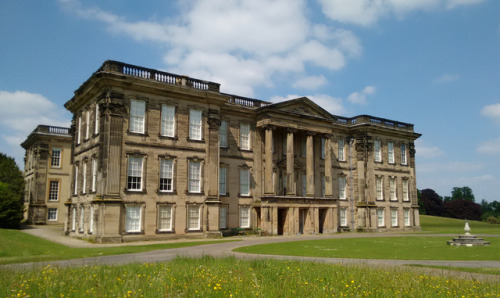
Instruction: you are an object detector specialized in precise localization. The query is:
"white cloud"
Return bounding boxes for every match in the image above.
[417,161,484,173]
[318,0,484,26]
[270,94,346,115]
[477,137,500,154]
[415,140,443,159]
[433,73,460,84]
[292,75,328,90]
[481,103,500,119]
[59,0,362,97]
[347,86,376,105]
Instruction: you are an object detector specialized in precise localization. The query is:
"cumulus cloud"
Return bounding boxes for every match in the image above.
[318,0,485,26]
[433,73,460,84]
[292,75,328,90]
[415,140,444,159]
[270,94,346,115]
[477,137,500,154]
[59,0,362,97]
[347,86,376,105]
[481,103,500,119]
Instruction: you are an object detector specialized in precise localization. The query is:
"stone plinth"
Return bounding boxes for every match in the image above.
[447,235,490,247]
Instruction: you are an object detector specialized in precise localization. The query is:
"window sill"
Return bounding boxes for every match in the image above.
[158,190,177,195]
[156,230,175,234]
[238,148,252,153]
[125,190,147,195]
[124,231,144,235]
[159,135,178,140]
[238,194,251,198]
[127,131,149,137]
[219,193,230,197]
[187,138,205,143]
[186,229,202,233]
[186,191,205,195]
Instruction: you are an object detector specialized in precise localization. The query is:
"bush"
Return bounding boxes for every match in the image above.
[0,153,25,229]
[486,216,498,224]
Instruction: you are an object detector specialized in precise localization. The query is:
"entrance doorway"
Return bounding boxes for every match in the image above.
[278,208,288,235]
[318,208,327,233]
[299,208,308,234]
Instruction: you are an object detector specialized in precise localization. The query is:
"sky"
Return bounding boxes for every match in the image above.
[1,0,499,202]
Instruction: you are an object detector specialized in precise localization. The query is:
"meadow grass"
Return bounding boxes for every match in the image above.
[420,215,500,234]
[410,265,500,276]
[0,228,237,265]
[1,256,498,297]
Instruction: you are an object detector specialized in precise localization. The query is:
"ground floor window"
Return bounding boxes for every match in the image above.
[391,209,398,227]
[187,205,201,230]
[377,208,385,227]
[126,205,142,233]
[79,206,84,232]
[240,206,250,228]
[339,208,347,227]
[71,207,76,231]
[158,205,173,232]
[404,209,411,226]
[220,206,227,229]
[89,205,94,234]
[48,208,57,221]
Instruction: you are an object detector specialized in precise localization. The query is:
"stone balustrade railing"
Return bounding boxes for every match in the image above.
[34,125,70,135]
[225,94,270,108]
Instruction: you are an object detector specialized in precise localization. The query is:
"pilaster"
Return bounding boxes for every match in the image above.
[286,128,296,195]
[264,126,275,195]
[306,131,315,197]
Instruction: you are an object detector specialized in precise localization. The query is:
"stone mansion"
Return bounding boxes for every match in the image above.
[61,60,421,243]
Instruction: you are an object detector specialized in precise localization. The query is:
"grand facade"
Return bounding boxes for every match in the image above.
[21,125,72,224]
[64,60,421,243]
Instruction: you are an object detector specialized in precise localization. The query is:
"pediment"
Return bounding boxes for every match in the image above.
[258,97,335,120]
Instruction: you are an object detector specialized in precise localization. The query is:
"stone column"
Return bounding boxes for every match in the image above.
[324,135,333,197]
[206,110,221,201]
[286,128,296,195]
[264,126,275,195]
[306,131,315,197]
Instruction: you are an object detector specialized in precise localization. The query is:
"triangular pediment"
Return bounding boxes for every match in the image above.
[258,97,335,120]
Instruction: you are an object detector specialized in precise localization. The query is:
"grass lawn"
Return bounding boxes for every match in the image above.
[0,228,237,265]
[410,265,500,276]
[420,215,500,234]
[1,257,498,297]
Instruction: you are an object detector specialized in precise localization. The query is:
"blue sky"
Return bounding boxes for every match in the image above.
[1,0,499,202]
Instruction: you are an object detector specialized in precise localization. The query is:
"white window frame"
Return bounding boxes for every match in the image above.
[158,205,173,232]
[388,142,394,164]
[82,161,87,194]
[48,180,59,201]
[127,156,144,191]
[240,206,250,228]
[187,205,201,231]
[338,139,345,161]
[95,104,99,135]
[401,144,407,165]
[77,115,81,145]
[130,99,146,134]
[189,109,202,140]
[338,176,346,200]
[73,164,79,195]
[219,206,227,229]
[239,123,251,150]
[374,140,381,162]
[376,177,383,201]
[403,179,410,201]
[71,207,76,230]
[51,148,61,168]
[89,205,94,233]
[188,160,201,193]
[377,208,385,227]
[239,168,250,196]
[219,167,227,195]
[125,205,142,233]
[48,208,58,221]
[389,177,397,201]
[159,158,174,192]
[219,120,228,148]
[404,209,411,226]
[91,157,97,192]
[340,208,347,226]
[161,104,176,137]
[85,110,90,139]
[391,209,398,227]
[79,205,84,232]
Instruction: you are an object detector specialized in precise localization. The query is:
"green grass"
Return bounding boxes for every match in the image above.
[420,215,500,234]
[1,257,498,297]
[0,228,237,265]
[410,265,500,276]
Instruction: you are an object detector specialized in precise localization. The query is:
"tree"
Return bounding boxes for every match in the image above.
[446,186,475,202]
[444,199,481,221]
[0,152,24,228]
[419,189,446,216]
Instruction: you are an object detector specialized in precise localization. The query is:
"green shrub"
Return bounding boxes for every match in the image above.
[486,216,498,224]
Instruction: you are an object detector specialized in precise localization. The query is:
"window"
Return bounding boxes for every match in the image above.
[89,205,94,233]
[127,156,143,191]
[189,109,202,140]
[161,104,175,137]
[388,142,394,164]
[374,140,381,162]
[404,209,411,226]
[240,206,250,228]
[219,120,227,148]
[377,208,385,227]
[240,168,250,196]
[48,208,57,221]
[340,208,347,226]
[77,115,81,145]
[301,174,306,196]
[71,207,76,230]
[91,157,97,192]
[126,205,141,233]
[95,104,99,135]
[391,209,398,227]
[51,148,61,168]
[338,176,346,200]
[82,161,87,194]
[73,164,79,195]
[48,180,59,201]
[376,177,383,200]
[187,205,201,230]
[159,159,173,192]
[158,205,173,232]
[188,161,201,193]
[390,178,397,201]
[401,144,407,165]
[219,167,227,195]
[301,137,306,157]
[240,123,250,150]
[403,179,410,201]
[85,110,90,139]
[338,139,345,161]
[130,99,146,134]
[321,138,325,159]
[219,206,227,229]
[79,205,84,232]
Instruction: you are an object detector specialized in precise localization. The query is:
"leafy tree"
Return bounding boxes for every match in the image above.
[444,199,481,221]
[0,153,24,228]
[445,186,475,202]
[419,189,446,216]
